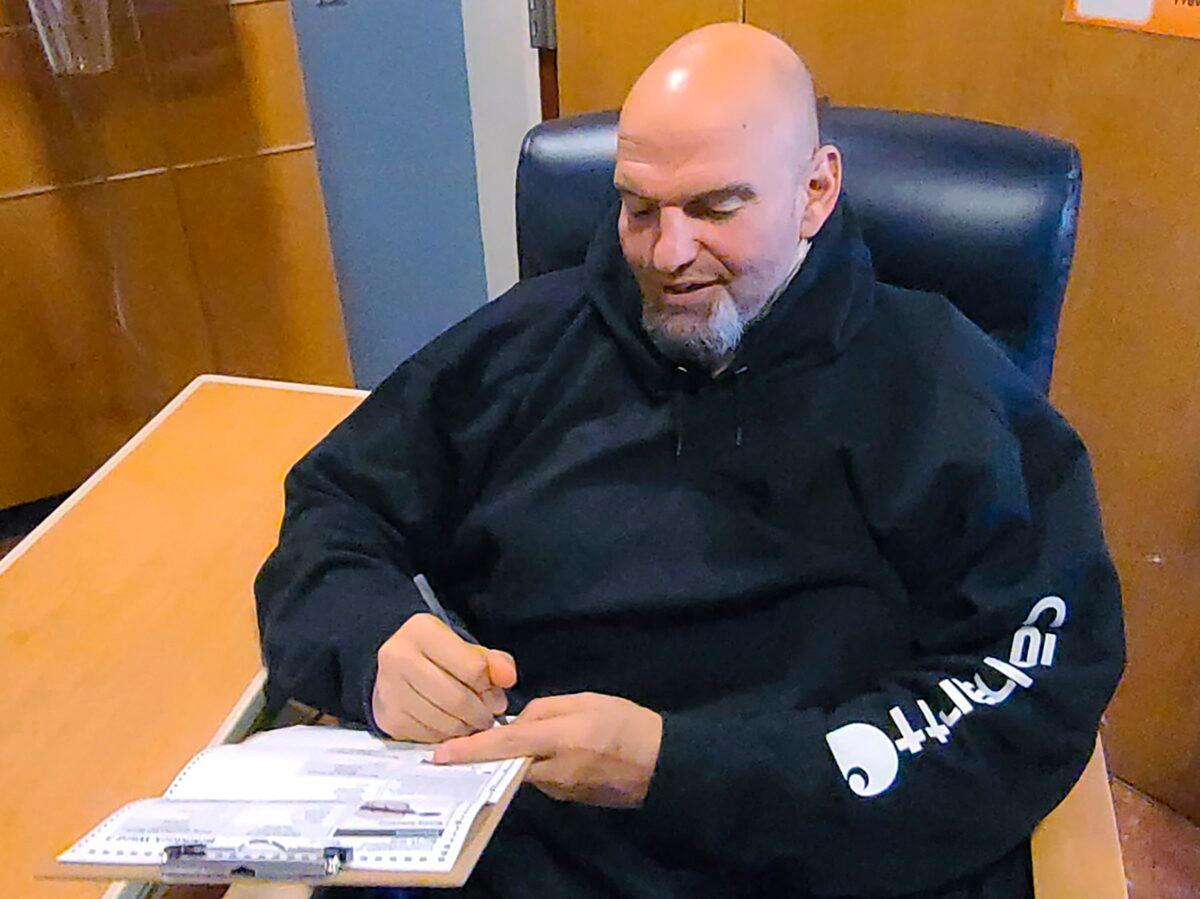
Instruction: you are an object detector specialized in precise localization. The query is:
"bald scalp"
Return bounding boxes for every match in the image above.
[613,23,843,373]
[620,23,819,162]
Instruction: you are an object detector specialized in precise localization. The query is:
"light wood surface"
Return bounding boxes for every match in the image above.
[556,0,742,115]
[0,375,365,899]
[1032,738,1128,899]
[746,0,1200,823]
[224,885,310,899]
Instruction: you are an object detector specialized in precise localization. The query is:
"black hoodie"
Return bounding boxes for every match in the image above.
[255,200,1124,898]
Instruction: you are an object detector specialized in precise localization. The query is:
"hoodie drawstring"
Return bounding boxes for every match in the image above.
[734,365,749,448]
[670,365,749,458]
[671,389,685,459]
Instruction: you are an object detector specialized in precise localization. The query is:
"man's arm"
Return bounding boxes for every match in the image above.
[439,385,1125,895]
[640,386,1123,894]
[254,358,445,721]
[256,274,585,738]
[255,354,516,732]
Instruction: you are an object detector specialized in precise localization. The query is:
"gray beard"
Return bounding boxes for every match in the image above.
[641,240,811,372]
[642,293,746,371]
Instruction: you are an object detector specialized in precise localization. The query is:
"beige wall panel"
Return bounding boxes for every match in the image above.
[0,0,350,505]
[0,10,164,195]
[0,175,214,507]
[138,0,312,165]
[0,0,30,28]
[0,26,95,195]
[172,150,353,386]
[748,0,1200,820]
[228,0,315,150]
[557,0,743,114]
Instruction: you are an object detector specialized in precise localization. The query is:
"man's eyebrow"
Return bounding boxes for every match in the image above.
[689,184,757,205]
[613,180,650,199]
[612,182,757,204]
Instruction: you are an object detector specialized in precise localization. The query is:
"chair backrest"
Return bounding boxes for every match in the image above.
[516,107,1082,392]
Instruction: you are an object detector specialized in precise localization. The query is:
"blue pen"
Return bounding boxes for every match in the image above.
[412,574,525,719]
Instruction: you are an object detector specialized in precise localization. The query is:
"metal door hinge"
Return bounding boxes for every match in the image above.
[528,0,556,49]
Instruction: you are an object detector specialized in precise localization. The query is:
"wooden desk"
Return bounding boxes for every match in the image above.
[0,376,365,899]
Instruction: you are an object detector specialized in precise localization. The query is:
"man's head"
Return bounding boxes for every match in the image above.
[615,23,842,370]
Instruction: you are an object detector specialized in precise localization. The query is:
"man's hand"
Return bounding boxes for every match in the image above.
[372,613,517,742]
[433,692,664,808]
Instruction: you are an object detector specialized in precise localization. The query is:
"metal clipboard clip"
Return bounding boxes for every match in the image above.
[163,840,352,881]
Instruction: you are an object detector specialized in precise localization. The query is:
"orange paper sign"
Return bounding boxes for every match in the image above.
[1064,0,1200,39]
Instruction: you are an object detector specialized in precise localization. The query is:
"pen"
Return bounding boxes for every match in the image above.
[412,574,524,719]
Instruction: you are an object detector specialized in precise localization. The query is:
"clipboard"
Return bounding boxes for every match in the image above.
[39,670,532,889]
[40,756,530,888]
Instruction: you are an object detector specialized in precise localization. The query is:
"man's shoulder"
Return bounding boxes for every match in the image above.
[366,265,591,426]
[468,265,590,335]
[864,283,1041,419]
[405,265,590,377]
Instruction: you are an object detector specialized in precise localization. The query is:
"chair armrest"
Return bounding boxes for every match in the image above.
[1031,736,1127,898]
[225,884,312,898]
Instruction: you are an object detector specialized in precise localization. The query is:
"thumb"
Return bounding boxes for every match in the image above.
[484,648,518,689]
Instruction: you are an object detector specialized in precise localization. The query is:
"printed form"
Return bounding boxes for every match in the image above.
[58,725,525,873]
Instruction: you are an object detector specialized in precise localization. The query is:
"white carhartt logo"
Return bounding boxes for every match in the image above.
[825,722,899,797]
[825,595,1068,798]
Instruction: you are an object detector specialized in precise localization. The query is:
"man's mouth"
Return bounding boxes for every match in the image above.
[662,281,718,296]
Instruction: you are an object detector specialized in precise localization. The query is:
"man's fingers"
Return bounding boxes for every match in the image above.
[403,655,496,731]
[380,707,442,744]
[481,687,508,716]
[398,681,475,739]
[433,718,561,765]
[375,617,521,742]
[517,693,589,721]
[417,626,518,696]
[485,649,518,689]
[528,758,573,802]
[406,612,518,693]
[418,626,492,693]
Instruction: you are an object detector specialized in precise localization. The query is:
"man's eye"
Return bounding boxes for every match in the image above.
[690,206,738,221]
[629,206,655,219]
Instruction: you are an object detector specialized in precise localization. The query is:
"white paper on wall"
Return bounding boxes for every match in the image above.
[1074,0,1155,23]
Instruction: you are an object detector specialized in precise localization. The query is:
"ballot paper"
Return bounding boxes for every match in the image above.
[58,725,525,874]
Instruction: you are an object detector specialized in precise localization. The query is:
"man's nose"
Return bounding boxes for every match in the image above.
[651,207,699,273]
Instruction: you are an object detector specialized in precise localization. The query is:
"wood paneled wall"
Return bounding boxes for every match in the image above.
[749,0,1200,824]
[557,0,742,116]
[557,0,1200,821]
[0,0,353,508]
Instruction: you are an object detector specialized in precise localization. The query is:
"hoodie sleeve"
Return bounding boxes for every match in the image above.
[637,383,1125,897]
[254,356,456,723]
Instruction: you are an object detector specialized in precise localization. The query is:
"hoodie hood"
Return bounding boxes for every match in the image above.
[581,195,879,398]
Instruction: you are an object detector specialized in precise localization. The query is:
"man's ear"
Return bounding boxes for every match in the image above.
[799,145,843,240]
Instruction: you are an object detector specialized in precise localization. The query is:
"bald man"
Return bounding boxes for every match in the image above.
[257,24,1123,899]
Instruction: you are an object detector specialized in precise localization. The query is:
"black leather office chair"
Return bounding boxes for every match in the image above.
[515,107,1082,393]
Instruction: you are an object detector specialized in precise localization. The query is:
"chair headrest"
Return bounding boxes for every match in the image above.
[516,107,1081,391]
